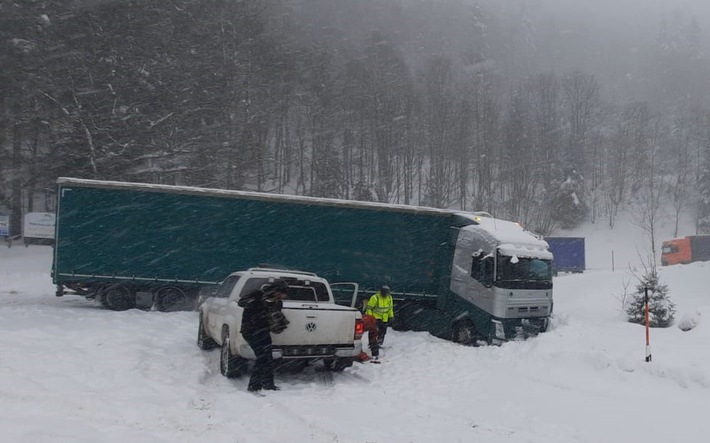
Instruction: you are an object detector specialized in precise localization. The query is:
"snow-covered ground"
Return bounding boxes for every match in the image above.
[1,217,708,443]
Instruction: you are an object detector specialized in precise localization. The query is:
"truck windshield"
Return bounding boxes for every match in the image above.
[496,254,552,289]
[661,245,678,254]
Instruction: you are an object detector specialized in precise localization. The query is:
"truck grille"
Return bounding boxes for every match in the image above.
[275,345,353,357]
[508,306,548,317]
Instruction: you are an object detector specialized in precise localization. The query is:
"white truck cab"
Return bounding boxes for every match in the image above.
[198,268,363,377]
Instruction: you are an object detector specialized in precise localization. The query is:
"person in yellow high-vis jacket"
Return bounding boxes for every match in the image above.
[366,285,394,346]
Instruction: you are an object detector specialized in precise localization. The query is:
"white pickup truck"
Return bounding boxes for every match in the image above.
[197,268,363,377]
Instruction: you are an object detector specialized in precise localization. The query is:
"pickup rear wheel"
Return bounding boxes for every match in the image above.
[275,359,309,373]
[220,329,247,378]
[324,357,353,372]
[197,315,218,350]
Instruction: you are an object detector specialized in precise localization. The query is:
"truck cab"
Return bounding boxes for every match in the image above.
[661,236,710,266]
[661,238,690,266]
[448,215,553,344]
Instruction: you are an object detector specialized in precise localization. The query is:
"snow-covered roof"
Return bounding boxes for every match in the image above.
[458,214,552,260]
[57,180,549,258]
[57,177,480,218]
[58,177,451,216]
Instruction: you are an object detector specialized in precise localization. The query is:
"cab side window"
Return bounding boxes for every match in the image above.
[471,253,493,287]
[214,276,240,298]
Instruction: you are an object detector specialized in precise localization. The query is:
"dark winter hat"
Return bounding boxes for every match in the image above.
[266,279,289,294]
[380,285,391,295]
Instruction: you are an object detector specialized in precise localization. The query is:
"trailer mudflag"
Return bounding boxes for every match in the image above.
[645,287,652,363]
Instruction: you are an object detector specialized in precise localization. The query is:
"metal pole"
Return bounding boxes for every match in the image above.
[645,287,652,362]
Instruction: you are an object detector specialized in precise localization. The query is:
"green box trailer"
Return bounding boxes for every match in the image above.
[53,178,553,343]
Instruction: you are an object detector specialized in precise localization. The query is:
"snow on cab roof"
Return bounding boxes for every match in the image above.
[457,212,552,260]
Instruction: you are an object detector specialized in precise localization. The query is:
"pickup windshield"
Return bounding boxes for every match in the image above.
[239,277,330,302]
[496,254,552,289]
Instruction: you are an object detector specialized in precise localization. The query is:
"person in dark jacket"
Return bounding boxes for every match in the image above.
[238,279,289,392]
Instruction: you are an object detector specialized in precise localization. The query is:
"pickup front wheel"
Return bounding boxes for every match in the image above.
[220,329,247,378]
[197,315,218,350]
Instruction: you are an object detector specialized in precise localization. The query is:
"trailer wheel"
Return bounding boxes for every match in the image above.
[453,321,483,346]
[220,329,247,378]
[391,303,416,331]
[197,314,218,350]
[155,286,189,312]
[101,284,136,311]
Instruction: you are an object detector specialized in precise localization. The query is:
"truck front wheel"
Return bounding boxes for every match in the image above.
[101,285,136,311]
[220,329,247,378]
[453,321,484,346]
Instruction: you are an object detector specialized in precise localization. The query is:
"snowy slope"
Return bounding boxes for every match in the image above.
[1,220,708,443]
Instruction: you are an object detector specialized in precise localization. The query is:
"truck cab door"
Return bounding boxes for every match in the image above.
[330,282,359,309]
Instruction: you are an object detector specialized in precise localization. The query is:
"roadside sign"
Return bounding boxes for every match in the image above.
[0,215,9,237]
[23,212,56,239]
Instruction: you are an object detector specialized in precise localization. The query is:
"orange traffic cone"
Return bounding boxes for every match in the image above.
[356,351,370,362]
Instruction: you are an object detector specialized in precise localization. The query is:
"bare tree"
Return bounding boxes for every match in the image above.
[632,117,665,270]
[665,110,694,237]
[420,56,458,208]
[562,72,600,172]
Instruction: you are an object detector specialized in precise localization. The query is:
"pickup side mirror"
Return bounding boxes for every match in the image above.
[199,285,219,298]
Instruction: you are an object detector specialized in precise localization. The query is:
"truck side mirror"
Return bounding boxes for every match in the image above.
[482,258,494,287]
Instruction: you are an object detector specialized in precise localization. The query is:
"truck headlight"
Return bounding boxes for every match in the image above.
[492,319,505,340]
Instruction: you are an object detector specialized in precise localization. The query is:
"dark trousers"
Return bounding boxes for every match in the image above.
[367,325,380,357]
[376,320,388,345]
[243,329,274,390]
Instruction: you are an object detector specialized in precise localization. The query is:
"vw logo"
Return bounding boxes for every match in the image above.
[305,322,317,332]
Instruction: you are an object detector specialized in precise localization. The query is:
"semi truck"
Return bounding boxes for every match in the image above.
[661,235,710,266]
[544,237,585,274]
[52,178,553,344]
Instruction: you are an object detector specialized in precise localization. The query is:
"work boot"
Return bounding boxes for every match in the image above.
[263,385,280,391]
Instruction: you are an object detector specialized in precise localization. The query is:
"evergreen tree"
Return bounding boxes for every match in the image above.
[626,269,675,328]
[549,168,588,229]
[352,181,375,202]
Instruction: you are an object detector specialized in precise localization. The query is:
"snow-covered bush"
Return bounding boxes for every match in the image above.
[626,269,675,328]
[677,311,701,332]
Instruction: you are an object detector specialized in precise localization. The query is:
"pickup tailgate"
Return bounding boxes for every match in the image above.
[275,302,358,346]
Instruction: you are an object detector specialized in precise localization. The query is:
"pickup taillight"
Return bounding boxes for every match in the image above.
[354,318,364,340]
